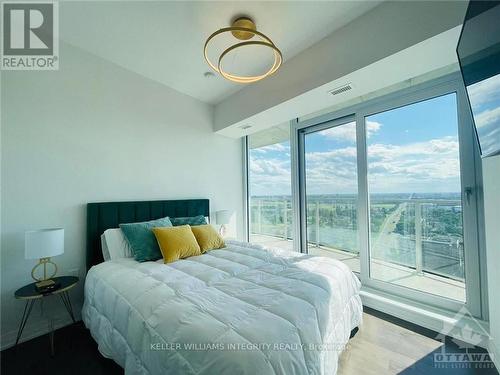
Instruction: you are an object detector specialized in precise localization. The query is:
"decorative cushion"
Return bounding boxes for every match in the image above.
[152,225,201,263]
[119,216,173,262]
[190,225,225,253]
[170,215,207,227]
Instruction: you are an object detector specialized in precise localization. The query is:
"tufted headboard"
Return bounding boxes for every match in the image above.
[86,199,210,270]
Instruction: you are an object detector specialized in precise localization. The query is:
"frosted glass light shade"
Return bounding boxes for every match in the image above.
[215,210,231,225]
[25,228,64,259]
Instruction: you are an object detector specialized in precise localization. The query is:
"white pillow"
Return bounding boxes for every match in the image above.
[101,234,111,261]
[103,228,133,260]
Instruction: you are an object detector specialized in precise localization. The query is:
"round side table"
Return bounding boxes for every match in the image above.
[14,276,79,354]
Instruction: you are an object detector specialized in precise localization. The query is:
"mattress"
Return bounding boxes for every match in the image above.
[82,240,362,375]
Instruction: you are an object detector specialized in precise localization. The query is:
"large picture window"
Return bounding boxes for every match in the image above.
[245,74,484,318]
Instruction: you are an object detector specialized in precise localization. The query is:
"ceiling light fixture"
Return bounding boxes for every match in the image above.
[204,17,282,84]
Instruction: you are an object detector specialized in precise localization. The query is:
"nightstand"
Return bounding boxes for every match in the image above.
[14,276,78,354]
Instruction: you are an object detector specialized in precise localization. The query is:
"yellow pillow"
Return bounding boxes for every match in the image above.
[152,225,201,263]
[191,224,225,253]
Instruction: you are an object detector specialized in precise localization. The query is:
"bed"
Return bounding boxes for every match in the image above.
[83,199,362,375]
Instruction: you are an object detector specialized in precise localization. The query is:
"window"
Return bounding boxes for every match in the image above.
[247,124,293,251]
[246,74,484,318]
[366,93,466,302]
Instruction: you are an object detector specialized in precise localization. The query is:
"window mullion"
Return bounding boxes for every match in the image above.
[356,112,370,282]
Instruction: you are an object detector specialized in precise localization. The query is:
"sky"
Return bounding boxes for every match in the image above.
[467,73,500,156]
[249,93,464,196]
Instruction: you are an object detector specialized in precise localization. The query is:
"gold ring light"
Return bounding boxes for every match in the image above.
[204,17,282,83]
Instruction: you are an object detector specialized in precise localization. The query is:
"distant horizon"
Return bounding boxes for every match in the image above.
[251,192,461,197]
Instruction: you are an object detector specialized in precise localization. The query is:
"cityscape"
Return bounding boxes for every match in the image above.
[250,192,464,281]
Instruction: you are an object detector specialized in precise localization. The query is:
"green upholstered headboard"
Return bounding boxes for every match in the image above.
[86,199,209,269]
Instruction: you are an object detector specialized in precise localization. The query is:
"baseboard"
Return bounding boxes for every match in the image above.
[360,287,490,349]
[0,310,82,351]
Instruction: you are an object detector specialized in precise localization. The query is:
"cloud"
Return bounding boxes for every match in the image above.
[366,136,460,192]
[368,136,459,159]
[248,134,462,196]
[318,121,381,143]
[250,158,289,175]
[249,141,292,195]
[467,75,500,109]
[474,106,500,129]
[252,143,290,154]
[249,157,291,196]
[304,147,359,194]
[304,136,460,193]
[367,121,382,137]
[473,106,500,154]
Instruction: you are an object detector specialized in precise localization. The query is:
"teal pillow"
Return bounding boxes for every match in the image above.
[171,215,207,226]
[119,216,173,262]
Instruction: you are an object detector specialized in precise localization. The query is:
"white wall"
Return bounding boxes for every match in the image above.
[0,42,244,349]
[483,155,500,368]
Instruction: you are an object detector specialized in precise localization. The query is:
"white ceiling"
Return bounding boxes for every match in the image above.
[60,1,381,104]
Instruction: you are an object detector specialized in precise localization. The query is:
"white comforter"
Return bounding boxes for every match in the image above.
[83,240,362,375]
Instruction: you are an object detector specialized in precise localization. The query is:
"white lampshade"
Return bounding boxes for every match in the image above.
[215,210,231,225]
[25,228,64,260]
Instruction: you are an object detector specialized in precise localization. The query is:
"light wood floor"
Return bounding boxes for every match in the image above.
[339,308,497,375]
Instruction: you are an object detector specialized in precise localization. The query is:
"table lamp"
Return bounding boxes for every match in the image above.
[25,228,64,289]
[215,210,231,237]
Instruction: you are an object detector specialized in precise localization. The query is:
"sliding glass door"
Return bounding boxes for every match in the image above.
[291,74,483,317]
[302,117,360,273]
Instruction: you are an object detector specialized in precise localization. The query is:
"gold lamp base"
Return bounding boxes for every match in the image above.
[31,257,58,290]
[35,279,56,289]
[219,224,227,237]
